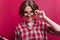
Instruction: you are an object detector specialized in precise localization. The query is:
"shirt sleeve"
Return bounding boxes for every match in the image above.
[46,23,60,36]
[15,27,20,40]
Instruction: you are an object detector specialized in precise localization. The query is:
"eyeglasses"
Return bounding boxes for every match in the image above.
[24,11,34,16]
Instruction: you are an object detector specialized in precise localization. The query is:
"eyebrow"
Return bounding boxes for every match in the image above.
[24,11,34,13]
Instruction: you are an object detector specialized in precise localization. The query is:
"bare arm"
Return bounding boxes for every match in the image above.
[44,16,60,31]
[35,10,60,31]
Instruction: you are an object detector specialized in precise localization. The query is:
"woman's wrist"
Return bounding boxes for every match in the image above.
[43,16,48,20]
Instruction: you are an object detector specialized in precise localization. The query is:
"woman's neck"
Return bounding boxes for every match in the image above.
[27,21,34,27]
[26,19,34,26]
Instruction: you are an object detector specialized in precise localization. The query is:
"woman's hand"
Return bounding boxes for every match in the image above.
[34,10,47,19]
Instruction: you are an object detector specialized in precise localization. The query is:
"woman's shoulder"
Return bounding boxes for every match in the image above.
[16,21,26,28]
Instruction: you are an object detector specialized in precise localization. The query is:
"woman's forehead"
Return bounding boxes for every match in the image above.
[24,6,32,11]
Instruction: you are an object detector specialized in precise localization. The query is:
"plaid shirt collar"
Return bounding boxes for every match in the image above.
[20,18,39,29]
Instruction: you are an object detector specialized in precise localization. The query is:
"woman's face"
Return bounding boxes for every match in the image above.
[24,6,34,22]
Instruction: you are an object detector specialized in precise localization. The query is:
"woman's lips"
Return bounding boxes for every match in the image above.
[27,16,33,21]
[28,16,32,19]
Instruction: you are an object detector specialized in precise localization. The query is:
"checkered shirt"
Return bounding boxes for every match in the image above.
[15,20,60,40]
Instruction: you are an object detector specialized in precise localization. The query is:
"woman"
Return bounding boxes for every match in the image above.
[15,0,60,40]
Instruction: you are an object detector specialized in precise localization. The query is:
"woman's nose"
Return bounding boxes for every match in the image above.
[28,13,31,16]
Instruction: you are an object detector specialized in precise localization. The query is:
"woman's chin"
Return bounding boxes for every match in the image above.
[26,17,34,22]
[27,19,33,21]
[27,19,33,22]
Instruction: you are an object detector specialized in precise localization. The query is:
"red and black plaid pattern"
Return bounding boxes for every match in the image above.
[15,20,49,40]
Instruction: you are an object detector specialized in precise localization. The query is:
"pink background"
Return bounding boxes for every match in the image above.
[0,0,60,40]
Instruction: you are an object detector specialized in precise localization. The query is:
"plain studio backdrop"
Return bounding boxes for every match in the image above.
[0,0,60,40]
